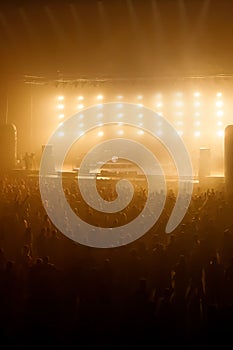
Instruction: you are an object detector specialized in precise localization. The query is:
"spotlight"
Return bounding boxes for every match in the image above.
[194,91,200,98]
[216,92,222,98]
[175,100,184,107]
[194,101,201,108]
[217,110,224,117]
[97,94,103,100]
[77,96,84,101]
[194,131,201,137]
[216,101,223,107]
[217,130,224,137]
[58,96,64,101]
[97,131,104,137]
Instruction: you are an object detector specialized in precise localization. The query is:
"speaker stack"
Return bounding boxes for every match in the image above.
[0,123,17,172]
[225,125,233,201]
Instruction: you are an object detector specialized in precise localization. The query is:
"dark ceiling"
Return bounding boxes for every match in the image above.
[0,0,233,81]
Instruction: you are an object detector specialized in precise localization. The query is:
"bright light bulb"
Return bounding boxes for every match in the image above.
[216,92,222,98]
[217,130,224,137]
[194,91,200,98]
[217,110,224,117]
[137,130,144,135]
[137,95,143,100]
[175,92,183,97]
[58,114,64,119]
[117,130,124,135]
[175,100,184,107]
[57,104,64,109]
[216,100,223,107]
[217,121,223,126]
[77,104,84,109]
[78,96,84,101]
[194,101,201,108]
[97,131,104,137]
[194,131,201,137]
[97,94,103,100]
[58,96,64,101]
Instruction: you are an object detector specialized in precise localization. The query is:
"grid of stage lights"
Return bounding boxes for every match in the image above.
[55,92,227,140]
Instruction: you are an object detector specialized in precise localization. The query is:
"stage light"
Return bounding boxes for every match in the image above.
[217,121,223,126]
[175,111,184,116]
[97,131,104,137]
[97,94,103,100]
[175,92,183,97]
[194,101,201,108]
[77,96,84,101]
[175,100,184,107]
[117,113,124,118]
[58,114,64,119]
[57,104,64,109]
[117,103,123,108]
[137,130,144,135]
[194,131,201,137]
[217,110,224,117]
[137,95,143,100]
[194,91,200,98]
[216,100,223,107]
[58,96,64,101]
[77,104,84,109]
[217,130,224,137]
[216,92,222,98]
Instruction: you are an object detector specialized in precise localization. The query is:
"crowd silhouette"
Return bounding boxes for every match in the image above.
[0,174,233,347]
